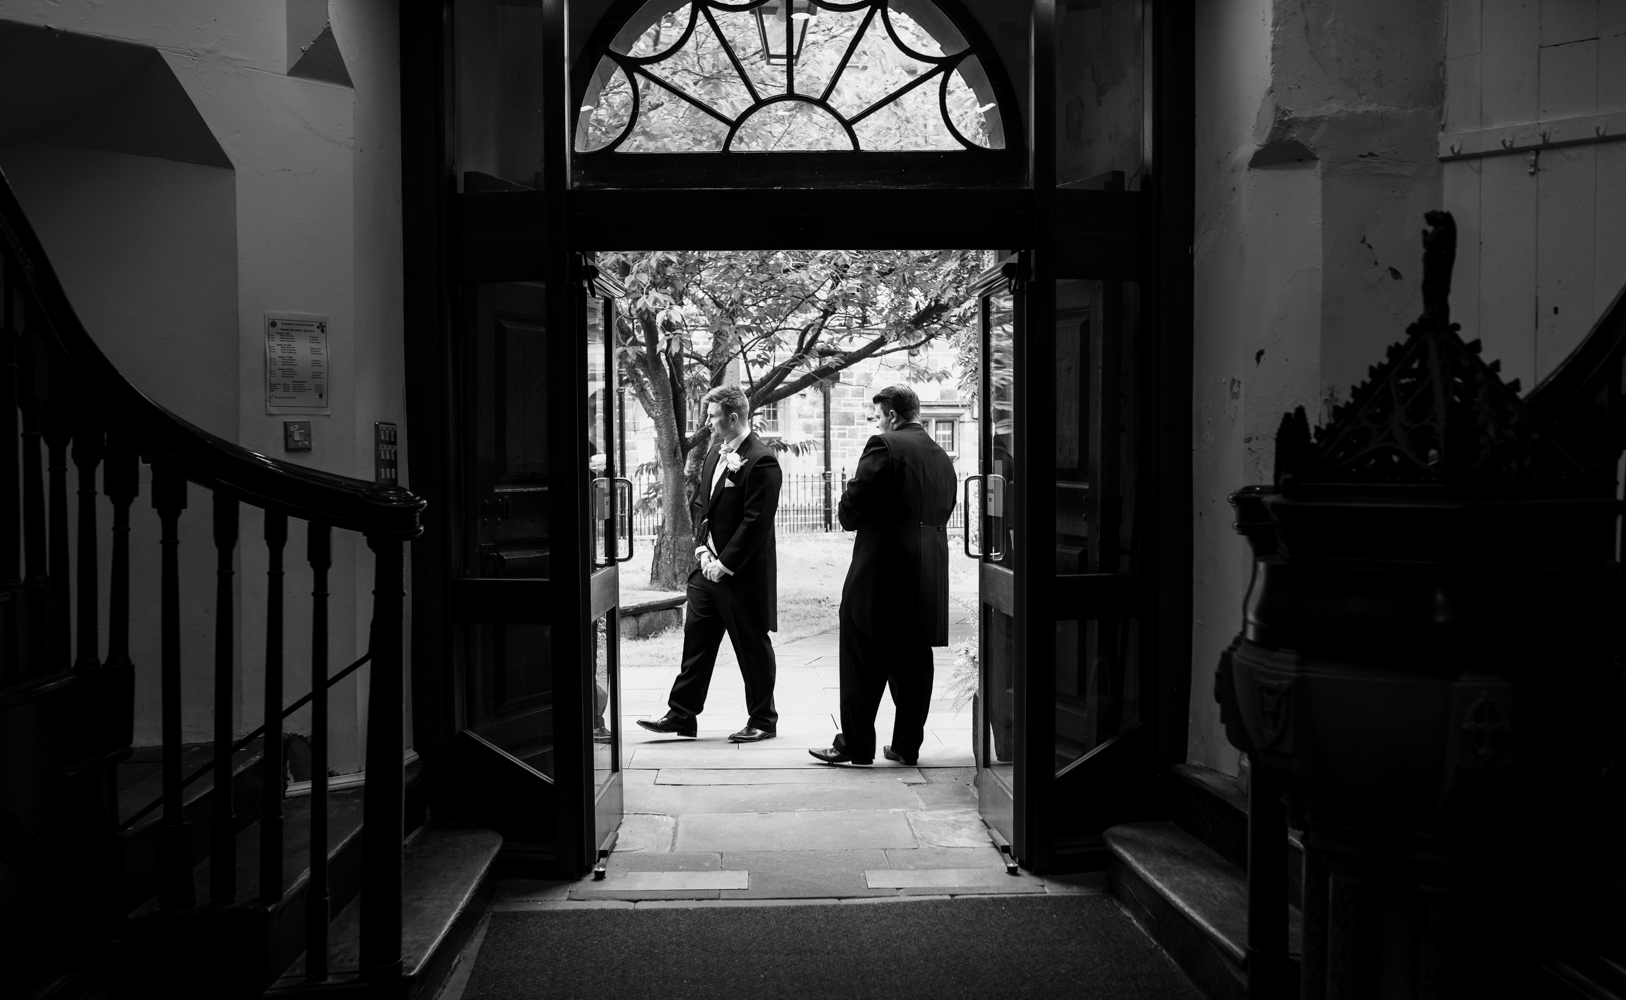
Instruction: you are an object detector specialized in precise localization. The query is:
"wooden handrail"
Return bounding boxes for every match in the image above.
[0,167,425,538]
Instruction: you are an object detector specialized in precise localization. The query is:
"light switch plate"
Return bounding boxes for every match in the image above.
[284,420,312,452]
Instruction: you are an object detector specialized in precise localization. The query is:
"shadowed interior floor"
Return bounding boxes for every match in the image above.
[461,895,1204,1000]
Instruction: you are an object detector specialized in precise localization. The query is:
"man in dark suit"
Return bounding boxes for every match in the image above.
[638,385,782,743]
[812,385,958,765]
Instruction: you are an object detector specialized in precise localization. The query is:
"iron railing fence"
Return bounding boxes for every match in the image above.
[630,471,970,538]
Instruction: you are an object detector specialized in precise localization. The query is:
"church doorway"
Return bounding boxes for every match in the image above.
[401,0,1193,882]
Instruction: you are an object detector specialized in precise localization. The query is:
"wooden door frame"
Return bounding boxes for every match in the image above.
[400,0,1195,878]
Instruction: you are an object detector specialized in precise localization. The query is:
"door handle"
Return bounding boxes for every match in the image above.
[963,475,983,558]
[985,474,1007,560]
[614,477,634,562]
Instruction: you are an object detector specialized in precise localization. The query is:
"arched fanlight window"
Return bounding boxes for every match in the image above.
[575,0,1012,154]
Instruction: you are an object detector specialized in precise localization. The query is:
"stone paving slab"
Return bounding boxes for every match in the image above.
[626,779,926,815]
[586,870,749,891]
[719,849,895,900]
[604,851,722,872]
[675,809,918,852]
[882,846,1006,870]
[905,808,994,849]
[652,767,925,785]
[865,868,1044,892]
[613,813,676,853]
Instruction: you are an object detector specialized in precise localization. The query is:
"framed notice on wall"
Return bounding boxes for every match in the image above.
[265,312,331,414]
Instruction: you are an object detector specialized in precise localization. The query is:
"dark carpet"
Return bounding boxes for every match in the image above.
[462,895,1202,999]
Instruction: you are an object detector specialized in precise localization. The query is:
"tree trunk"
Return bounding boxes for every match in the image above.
[649,447,695,591]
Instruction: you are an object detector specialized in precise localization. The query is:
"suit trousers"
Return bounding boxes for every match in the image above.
[666,572,778,731]
[838,603,934,760]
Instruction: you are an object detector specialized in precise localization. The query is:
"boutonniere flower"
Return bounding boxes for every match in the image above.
[724,451,745,473]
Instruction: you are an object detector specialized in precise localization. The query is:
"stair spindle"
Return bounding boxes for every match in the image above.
[42,340,72,673]
[210,491,239,905]
[360,535,406,982]
[153,463,194,912]
[18,328,48,677]
[103,431,138,749]
[305,521,331,982]
[72,410,103,672]
[259,511,288,902]
[0,267,20,683]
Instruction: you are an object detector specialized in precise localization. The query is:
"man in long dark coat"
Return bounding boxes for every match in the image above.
[639,385,782,742]
[812,385,958,765]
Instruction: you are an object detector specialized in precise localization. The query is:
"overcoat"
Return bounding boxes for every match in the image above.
[838,422,958,645]
[692,431,781,632]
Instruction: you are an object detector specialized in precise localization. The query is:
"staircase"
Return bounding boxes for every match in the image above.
[0,167,499,999]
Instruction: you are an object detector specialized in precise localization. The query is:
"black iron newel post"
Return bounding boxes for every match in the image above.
[1217,211,1625,998]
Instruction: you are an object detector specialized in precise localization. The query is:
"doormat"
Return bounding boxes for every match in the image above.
[461,894,1201,1000]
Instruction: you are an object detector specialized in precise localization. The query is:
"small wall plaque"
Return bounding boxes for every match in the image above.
[265,312,331,414]
[284,420,312,452]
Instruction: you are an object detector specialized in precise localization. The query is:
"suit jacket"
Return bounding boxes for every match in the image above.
[838,422,959,645]
[692,432,782,632]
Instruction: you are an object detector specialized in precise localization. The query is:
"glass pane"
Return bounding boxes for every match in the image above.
[462,280,554,777]
[988,289,1016,569]
[1056,617,1141,770]
[981,605,1016,785]
[467,623,554,779]
[467,283,549,580]
[583,0,1002,153]
[594,613,617,786]
[588,296,613,566]
[1056,299,1088,571]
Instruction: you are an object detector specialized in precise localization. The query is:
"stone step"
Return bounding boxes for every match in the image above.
[1105,821,1300,1000]
[268,823,503,998]
[1172,763,1304,909]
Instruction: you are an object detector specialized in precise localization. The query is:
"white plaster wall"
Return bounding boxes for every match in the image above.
[0,1,407,769]
[1189,0,1443,774]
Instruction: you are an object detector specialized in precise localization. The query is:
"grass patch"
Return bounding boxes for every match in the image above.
[619,532,979,670]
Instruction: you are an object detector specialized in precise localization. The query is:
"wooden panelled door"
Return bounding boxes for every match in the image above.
[446,265,630,877]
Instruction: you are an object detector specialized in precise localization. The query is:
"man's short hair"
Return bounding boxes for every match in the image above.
[871,384,920,422]
[703,384,750,423]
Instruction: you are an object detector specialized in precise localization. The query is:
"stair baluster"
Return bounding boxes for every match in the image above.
[0,266,19,682]
[19,328,48,676]
[306,521,332,982]
[260,511,288,902]
[72,406,102,673]
[211,491,240,904]
[103,430,137,749]
[43,341,71,672]
[154,462,194,912]
[361,535,406,981]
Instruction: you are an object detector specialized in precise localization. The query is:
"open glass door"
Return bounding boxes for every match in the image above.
[584,272,632,865]
[447,264,631,877]
[968,257,1148,873]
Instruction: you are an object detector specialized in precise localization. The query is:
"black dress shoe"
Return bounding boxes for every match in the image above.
[728,727,776,743]
[882,745,918,765]
[809,747,872,765]
[636,715,697,738]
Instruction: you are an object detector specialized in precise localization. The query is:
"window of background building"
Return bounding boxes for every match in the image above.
[756,398,781,436]
[932,417,956,454]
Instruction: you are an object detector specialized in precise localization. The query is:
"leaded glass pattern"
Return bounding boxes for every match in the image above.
[576,0,1005,153]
